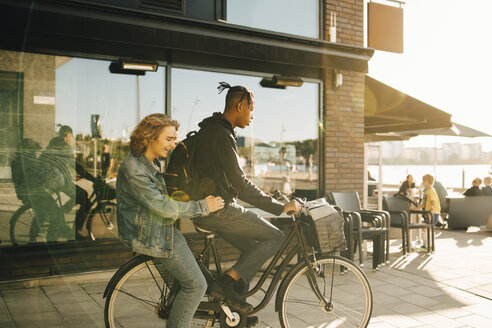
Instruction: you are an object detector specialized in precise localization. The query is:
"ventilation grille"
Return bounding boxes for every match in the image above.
[141,0,183,11]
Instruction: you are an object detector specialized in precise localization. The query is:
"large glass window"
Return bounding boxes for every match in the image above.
[227,0,320,39]
[171,68,319,202]
[0,50,165,246]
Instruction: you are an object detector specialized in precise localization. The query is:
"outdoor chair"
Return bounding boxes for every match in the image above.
[383,195,435,253]
[327,192,389,268]
[329,208,383,271]
[343,211,385,270]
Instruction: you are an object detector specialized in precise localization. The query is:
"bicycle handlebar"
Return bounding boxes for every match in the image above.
[272,190,306,218]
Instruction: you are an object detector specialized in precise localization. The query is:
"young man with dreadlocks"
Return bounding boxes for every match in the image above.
[192,82,301,320]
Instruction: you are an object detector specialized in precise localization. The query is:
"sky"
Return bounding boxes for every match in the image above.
[368,0,492,152]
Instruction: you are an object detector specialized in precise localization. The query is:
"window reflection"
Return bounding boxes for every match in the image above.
[227,0,320,39]
[0,51,165,246]
[171,68,319,202]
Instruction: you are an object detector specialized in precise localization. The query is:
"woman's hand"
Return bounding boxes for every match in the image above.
[205,195,225,212]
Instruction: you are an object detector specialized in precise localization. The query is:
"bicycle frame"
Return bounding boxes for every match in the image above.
[195,216,330,315]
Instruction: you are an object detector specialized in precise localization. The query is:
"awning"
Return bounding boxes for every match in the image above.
[367,122,491,142]
[0,1,374,78]
[365,76,452,135]
[400,122,491,138]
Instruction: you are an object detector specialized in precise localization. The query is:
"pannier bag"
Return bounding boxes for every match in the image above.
[300,198,347,254]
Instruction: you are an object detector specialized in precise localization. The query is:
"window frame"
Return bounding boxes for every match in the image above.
[168,63,325,196]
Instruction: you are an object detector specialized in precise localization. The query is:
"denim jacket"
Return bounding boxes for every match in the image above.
[116,153,210,258]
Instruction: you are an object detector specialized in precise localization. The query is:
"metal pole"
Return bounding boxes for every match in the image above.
[136,75,141,122]
[434,135,437,179]
[378,145,382,210]
[363,143,368,209]
[93,137,97,176]
[250,121,255,177]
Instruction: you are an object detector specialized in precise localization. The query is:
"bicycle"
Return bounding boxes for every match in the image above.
[9,176,117,245]
[103,192,373,327]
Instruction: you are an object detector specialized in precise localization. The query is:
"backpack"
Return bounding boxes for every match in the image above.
[11,153,45,203]
[11,157,29,203]
[165,131,204,201]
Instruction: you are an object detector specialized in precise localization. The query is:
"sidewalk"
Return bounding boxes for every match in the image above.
[1,228,491,327]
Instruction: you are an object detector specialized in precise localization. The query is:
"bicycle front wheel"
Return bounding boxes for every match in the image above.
[105,255,219,328]
[278,255,372,328]
[87,201,118,240]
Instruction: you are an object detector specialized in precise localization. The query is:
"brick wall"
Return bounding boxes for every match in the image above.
[0,242,134,280]
[323,0,365,195]
[0,50,57,149]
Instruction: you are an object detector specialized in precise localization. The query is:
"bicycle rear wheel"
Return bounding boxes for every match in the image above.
[87,201,118,240]
[278,255,372,328]
[9,204,47,245]
[104,255,219,328]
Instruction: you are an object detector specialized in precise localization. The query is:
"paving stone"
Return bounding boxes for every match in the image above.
[428,294,469,308]
[43,287,94,305]
[455,314,492,328]
[55,301,103,316]
[6,298,57,314]
[411,285,446,297]
[373,291,403,305]
[397,293,440,307]
[445,278,482,290]
[2,288,46,302]
[63,314,105,328]
[432,306,475,320]
[80,282,107,296]
[377,313,423,328]
[411,312,469,328]
[462,303,492,319]
[367,322,399,328]
[389,302,431,316]
[0,296,9,315]
[375,284,414,297]
[0,321,15,328]
[12,311,65,327]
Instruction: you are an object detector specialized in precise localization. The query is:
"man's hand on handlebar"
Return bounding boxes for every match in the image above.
[282,199,301,215]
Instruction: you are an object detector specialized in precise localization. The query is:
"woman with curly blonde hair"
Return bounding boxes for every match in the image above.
[116,113,224,327]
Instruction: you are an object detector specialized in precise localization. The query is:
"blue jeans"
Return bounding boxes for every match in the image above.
[194,203,285,282]
[154,227,207,328]
[433,213,440,225]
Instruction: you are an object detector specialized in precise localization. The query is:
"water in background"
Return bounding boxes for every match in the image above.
[368,164,491,189]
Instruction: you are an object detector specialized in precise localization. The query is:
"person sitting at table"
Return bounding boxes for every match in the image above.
[482,176,492,195]
[433,180,449,213]
[463,177,485,196]
[415,174,442,227]
[397,174,415,196]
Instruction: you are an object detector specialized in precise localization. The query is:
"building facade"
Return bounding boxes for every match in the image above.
[0,0,372,279]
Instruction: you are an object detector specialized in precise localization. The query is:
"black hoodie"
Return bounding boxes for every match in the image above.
[195,112,284,215]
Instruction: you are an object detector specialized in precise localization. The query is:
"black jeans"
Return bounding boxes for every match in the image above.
[194,203,285,282]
